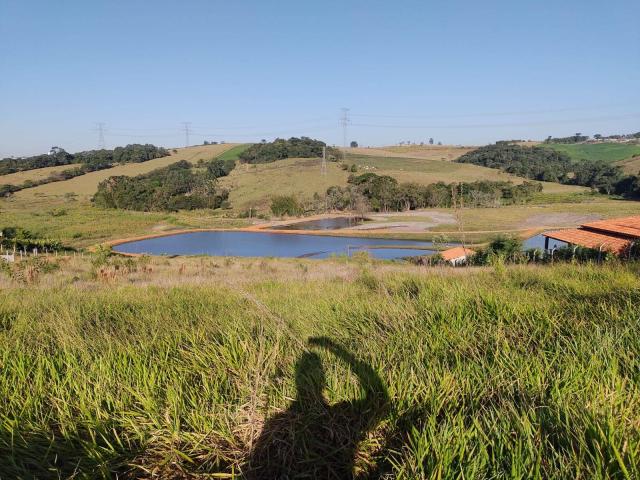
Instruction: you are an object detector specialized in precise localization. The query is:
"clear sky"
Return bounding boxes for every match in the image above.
[1,0,639,157]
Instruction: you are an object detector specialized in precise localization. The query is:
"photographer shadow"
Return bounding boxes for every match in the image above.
[245,336,390,479]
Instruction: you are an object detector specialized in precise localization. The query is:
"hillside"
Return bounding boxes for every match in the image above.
[9,144,237,200]
[0,162,83,186]
[543,143,640,163]
[346,144,474,160]
[219,153,586,212]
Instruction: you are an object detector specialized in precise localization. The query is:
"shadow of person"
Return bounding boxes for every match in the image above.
[245,337,389,479]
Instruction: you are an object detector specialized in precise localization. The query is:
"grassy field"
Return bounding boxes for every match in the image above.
[543,143,640,164]
[347,154,586,194]
[347,145,475,161]
[220,154,587,213]
[617,155,640,175]
[219,157,351,212]
[10,144,237,200]
[1,256,639,478]
[0,163,83,186]
[0,195,249,248]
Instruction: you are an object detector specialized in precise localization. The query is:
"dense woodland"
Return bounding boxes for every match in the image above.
[92,158,233,211]
[0,145,169,197]
[239,137,342,164]
[457,143,640,197]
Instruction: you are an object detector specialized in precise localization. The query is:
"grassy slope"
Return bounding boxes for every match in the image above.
[0,163,84,186]
[219,157,351,211]
[1,258,639,478]
[543,143,640,163]
[617,155,640,175]
[220,154,586,213]
[347,145,475,160]
[347,154,585,194]
[11,144,237,200]
[0,144,248,247]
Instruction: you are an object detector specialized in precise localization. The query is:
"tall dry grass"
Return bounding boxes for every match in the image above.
[0,258,639,478]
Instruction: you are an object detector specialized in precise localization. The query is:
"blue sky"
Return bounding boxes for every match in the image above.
[1,0,639,156]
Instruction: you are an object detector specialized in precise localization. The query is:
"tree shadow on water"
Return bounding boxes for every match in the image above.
[246,336,390,479]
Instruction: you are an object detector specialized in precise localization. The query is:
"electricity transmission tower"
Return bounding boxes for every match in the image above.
[340,108,350,148]
[321,146,327,176]
[181,122,192,147]
[94,122,106,149]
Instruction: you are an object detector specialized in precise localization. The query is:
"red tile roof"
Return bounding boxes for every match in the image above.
[544,229,631,253]
[580,216,640,239]
[441,247,475,261]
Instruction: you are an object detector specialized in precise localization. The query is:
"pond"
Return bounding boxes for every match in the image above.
[267,217,368,231]
[113,231,437,259]
[523,234,568,251]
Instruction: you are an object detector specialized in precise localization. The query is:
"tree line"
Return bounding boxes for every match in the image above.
[239,137,342,164]
[544,132,640,143]
[271,173,543,216]
[0,144,168,175]
[92,157,234,212]
[456,143,640,196]
[0,144,169,197]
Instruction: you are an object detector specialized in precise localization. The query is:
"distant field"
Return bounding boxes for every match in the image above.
[543,143,640,163]
[346,154,586,194]
[216,143,251,161]
[347,145,474,161]
[13,144,237,199]
[0,163,83,185]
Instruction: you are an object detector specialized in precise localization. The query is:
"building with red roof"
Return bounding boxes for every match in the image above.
[542,215,640,255]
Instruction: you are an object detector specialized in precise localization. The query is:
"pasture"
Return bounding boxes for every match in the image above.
[347,144,474,161]
[347,154,587,194]
[543,142,640,164]
[0,163,84,186]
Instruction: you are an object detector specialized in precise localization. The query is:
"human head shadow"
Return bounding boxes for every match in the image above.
[245,336,390,479]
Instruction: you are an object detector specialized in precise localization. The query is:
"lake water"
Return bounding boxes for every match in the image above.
[523,234,568,250]
[267,217,367,230]
[113,231,437,259]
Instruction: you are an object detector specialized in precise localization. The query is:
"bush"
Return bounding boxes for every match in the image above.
[271,195,302,216]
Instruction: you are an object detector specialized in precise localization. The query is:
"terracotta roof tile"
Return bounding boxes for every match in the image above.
[580,215,640,239]
[543,229,631,253]
[441,247,475,261]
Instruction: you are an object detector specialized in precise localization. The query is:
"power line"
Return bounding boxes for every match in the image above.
[350,103,631,120]
[349,113,640,130]
[180,122,192,147]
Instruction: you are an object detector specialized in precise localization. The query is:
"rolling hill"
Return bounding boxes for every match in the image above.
[0,163,84,186]
[219,153,587,212]
[9,144,237,200]
[543,142,640,164]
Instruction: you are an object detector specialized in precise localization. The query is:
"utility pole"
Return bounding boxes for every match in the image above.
[94,122,106,149]
[181,122,192,147]
[321,145,327,176]
[340,108,350,148]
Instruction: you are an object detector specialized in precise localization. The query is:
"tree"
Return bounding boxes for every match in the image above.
[270,195,301,216]
[429,138,434,145]
[350,141,358,148]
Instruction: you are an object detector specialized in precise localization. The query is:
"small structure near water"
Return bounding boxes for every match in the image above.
[543,215,640,255]
[440,247,475,265]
